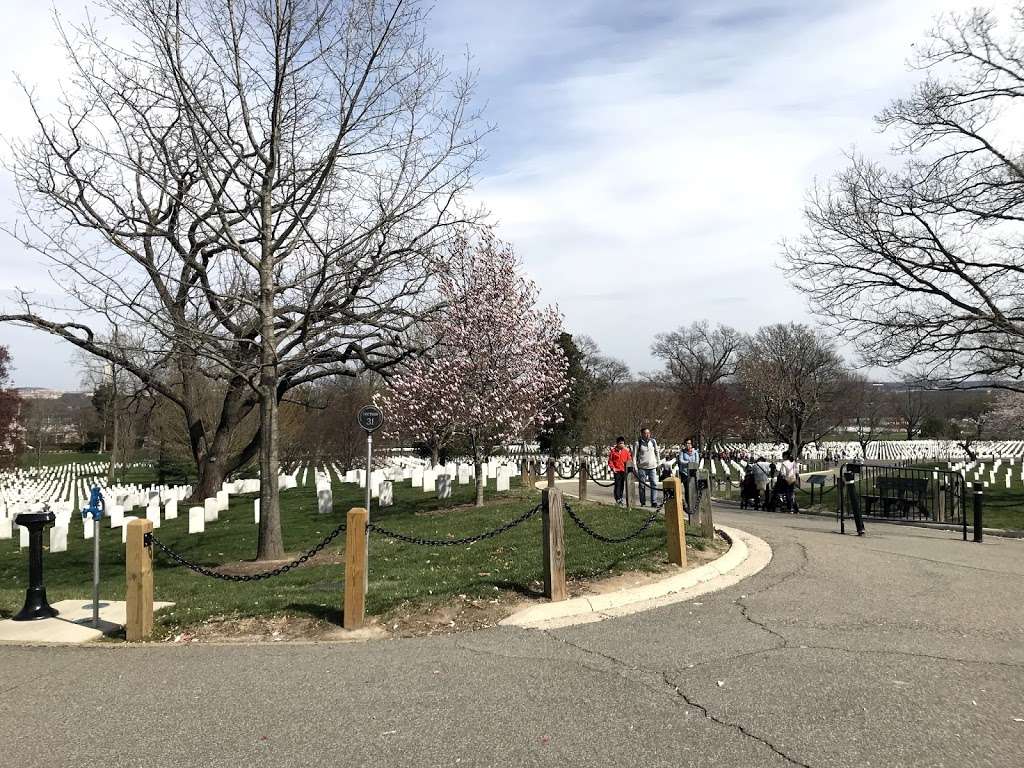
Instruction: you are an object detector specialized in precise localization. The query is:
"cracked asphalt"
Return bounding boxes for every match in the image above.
[1,508,1022,768]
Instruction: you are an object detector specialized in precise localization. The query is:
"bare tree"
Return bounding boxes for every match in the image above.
[737,323,848,459]
[651,321,746,453]
[894,379,932,439]
[576,336,631,390]
[847,374,887,459]
[1,0,485,559]
[945,393,995,461]
[584,381,682,452]
[783,8,1024,393]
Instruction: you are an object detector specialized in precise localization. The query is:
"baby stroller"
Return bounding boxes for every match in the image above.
[739,467,760,510]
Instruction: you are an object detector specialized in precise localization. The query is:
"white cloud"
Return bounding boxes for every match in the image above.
[0,0,1017,387]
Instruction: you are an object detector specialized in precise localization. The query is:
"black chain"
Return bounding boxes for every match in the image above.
[148,519,348,582]
[564,500,662,543]
[367,502,541,547]
[555,464,579,480]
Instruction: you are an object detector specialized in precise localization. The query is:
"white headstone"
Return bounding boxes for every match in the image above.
[436,475,452,499]
[109,505,125,528]
[83,520,93,540]
[204,497,219,522]
[253,498,260,524]
[496,472,510,492]
[379,480,394,508]
[164,498,178,519]
[216,489,230,511]
[121,517,138,543]
[0,517,12,539]
[422,470,436,493]
[188,506,205,534]
[49,526,68,553]
[18,524,28,549]
[146,502,161,529]
[317,487,333,515]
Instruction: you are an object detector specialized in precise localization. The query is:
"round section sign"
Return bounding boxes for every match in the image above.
[357,405,384,433]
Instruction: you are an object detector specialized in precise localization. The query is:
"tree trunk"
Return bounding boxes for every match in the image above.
[256,275,284,560]
[474,459,485,507]
[431,442,440,467]
[108,408,119,485]
[192,458,228,504]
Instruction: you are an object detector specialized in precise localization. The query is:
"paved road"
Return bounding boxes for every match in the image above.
[1,501,1022,767]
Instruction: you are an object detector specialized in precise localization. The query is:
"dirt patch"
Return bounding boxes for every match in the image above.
[168,534,730,643]
[164,614,386,644]
[381,534,729,638]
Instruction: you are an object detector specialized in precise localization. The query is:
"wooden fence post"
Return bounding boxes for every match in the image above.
[542,487,567,601]
[626,465,638,508]
[663,477,687,567]
[698,470,715,539]
[578,461,589,501]
[344,507,368,630]
[125,518,154,642]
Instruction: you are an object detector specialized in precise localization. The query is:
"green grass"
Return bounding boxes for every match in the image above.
[1,474,715,637]
[17,451,110,468]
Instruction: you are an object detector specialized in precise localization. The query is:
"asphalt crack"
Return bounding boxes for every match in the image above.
[661,671,814,768]
[544,630,816,768]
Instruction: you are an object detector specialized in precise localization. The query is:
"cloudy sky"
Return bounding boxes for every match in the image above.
[0,0,1008,388]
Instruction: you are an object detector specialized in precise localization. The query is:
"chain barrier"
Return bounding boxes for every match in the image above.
[147,519,348,582]
[563,500,663,544]
[584,460,616,487]
[554,464,579,480]
[367,502,542,547]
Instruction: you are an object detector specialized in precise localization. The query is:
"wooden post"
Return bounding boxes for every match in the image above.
[663,477,687,567]
[542,488,567,601]
[343,507,368,630]
[578,461,589,501]
[125,517,154,642]
[626,464,638,508]
[698,470,715,539]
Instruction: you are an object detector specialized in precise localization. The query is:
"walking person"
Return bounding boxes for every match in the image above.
[607,436,631,507]
[633,427,661,507]
[752,456,770,510]
[776,450,800,513]
[677,437,700,512]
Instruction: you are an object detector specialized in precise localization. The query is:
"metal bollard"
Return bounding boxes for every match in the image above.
[973,483,983,543]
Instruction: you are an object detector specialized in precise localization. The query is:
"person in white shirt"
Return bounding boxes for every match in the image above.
[633,427,660,507]
[777,451,799,513]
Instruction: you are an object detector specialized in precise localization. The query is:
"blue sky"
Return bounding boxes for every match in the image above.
[0,0,1005,388]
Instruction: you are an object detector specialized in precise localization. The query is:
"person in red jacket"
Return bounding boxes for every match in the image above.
[608,436,632,506]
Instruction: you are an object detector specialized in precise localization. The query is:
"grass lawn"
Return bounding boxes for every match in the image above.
[1,473,717,638]
[17,451,111,469]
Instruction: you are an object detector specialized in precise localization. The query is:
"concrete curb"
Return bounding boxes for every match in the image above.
[500,525,772,630]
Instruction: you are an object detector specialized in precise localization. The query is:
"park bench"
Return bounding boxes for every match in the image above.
[862,476,930,518]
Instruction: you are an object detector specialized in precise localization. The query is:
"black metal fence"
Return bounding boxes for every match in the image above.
[838,462,967,530]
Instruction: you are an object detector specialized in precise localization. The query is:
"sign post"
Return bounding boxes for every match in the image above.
[357,405,384,591]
